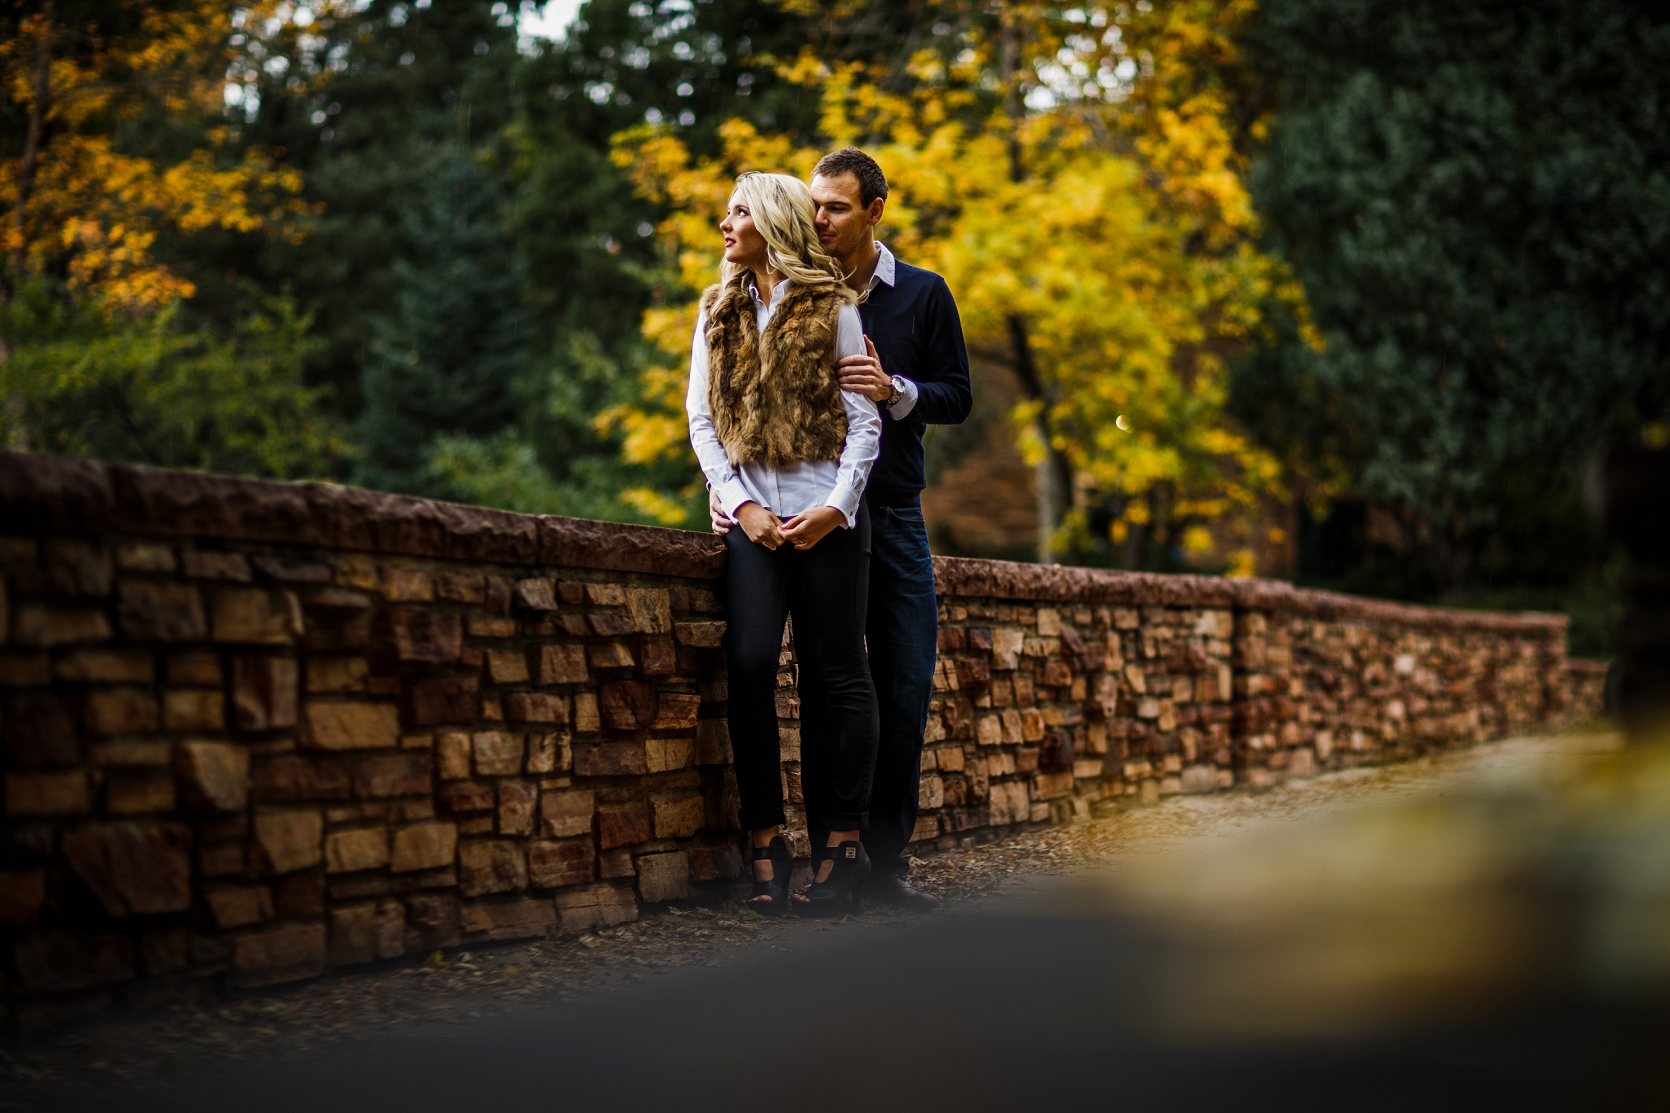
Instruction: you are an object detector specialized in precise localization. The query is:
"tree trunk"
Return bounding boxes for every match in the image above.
[11,7,54,273]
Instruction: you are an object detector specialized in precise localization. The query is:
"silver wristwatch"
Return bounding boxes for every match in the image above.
[885,375,905,406]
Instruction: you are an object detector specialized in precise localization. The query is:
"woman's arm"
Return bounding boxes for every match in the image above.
[685,312,753,519]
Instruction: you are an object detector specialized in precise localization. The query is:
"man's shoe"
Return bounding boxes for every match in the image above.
[866,873,940,912]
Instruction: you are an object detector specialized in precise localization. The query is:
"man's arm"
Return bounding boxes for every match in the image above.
[908,276,973,425]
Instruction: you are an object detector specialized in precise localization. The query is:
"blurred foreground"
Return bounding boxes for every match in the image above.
[40,730,1666,1111]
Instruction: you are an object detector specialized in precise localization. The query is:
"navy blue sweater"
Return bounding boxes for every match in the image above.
[858,257,973,501]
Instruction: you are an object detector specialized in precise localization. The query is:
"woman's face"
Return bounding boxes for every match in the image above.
[720,192,767,271]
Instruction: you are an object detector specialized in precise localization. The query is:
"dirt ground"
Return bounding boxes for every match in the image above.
[0,731,1616,1110]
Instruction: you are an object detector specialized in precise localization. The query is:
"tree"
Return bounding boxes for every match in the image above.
[1240,0,1670,593]
[606,0,1293,562]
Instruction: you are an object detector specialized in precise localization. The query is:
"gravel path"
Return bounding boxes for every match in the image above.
[1,732,1614,1110]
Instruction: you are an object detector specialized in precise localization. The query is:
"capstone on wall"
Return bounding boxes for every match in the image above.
[0,454,1598,1033]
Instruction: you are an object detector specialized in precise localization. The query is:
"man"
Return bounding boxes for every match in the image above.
[711,147,973,910]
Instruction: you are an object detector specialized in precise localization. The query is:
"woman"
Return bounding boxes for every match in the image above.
[686,171,882,917]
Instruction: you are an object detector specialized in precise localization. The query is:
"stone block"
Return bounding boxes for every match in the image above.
[15,605,112,646]
[4,693,81,767]
[405,676,478,726]
[13,930,137,994]
[514,578,558,611]
[1,868,47,926]
[103,767,172,814]
[504,692,569,723]
[1021,708,1046,742]
[472,730,525,775]
[164,688,225,731]
[588,614,635,638]
[55,650,153,684]
[461,896,557,940]
[467,617,518,638]
[232,657,299,730]
[325,826,390,873]
[599,680,655,730]
[436,731,471,779]
[975,714,1004,746]
[116,542,175,573]
[164,652,220,687]
[674,621,726,647]
[918,774,944,810]
[538,644,589,685]
[992,629,1025,670]
[255,811,323,873]
[354,751,432,798]
[987,781,1031,826]
[85,689,159,735]
[540,789,595,837]
[212,588,302,644]
[206,885,273,929]
[435,573,485,604]
[1180,765,1218,794]
[498,780,537,835]
[618,588,671,635]
[175,741,251,811]
[178,550,250,582]
[329,903,379,965]
[458,840,527,896]
[255,754,352,801]
[305,701,399,750]
[0,653,51,686]
[526,730,570,774]
[574,692,601,733]
[554,884,639,932]
[645,737,694,773]
[62,823,193,915]
[371,608,461,665]
[486,649,530,685]
[641,640,676,676]
[383,568,433,602]
[440,781,495,813]
[588,641,636,668]
[529,840,596,888]
[636,851,689,903]
[688,844,742,882]
[1032,771,1075,800]
[574,741,647,777]
[653,794,705,838]
[6,769,93,816]
[404,893,462,952]
[651,692,701,730]
[234,923,326,988]
[598,802,651,849]
[391,821,457,873]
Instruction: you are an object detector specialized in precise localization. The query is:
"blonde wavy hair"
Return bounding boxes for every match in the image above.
[719,171,846,292]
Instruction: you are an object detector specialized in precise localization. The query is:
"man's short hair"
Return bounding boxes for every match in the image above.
[812,147,889,208]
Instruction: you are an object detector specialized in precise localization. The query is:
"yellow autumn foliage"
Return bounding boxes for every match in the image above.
[1,2,315,310]
[606,0,1301,559]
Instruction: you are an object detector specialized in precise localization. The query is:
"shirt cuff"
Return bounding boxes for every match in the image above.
[716,479,753,521]
[888,376,920,420]
[824,479,864,529]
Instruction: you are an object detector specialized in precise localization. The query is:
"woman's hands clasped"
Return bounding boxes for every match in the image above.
[780,506,845,550]
[729,501,845,551]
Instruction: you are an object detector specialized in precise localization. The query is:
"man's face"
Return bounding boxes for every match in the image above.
[811,171,884,260]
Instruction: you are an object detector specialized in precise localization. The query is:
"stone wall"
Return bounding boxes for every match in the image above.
[0,454,1598,1033]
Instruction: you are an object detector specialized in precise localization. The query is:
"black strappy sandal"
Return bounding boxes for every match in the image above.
[746,835,793,915]
[795,839,870,918]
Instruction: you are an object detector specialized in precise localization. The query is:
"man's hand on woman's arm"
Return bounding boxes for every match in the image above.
[709,488,732,535]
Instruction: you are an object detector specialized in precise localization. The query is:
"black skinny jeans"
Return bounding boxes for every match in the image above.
[723,504,879,832]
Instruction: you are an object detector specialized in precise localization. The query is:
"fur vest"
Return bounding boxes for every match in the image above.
[701,278,855,467]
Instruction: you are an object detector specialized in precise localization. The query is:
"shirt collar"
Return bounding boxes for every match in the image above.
[872,242,897,289]
[746,277,792,307]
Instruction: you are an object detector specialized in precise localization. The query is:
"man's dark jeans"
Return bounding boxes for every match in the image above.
[812,496,937,877]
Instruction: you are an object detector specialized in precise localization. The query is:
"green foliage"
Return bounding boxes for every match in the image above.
[0,282,342,478]
[1239,0,1670,592]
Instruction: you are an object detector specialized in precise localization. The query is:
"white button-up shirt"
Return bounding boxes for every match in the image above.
[687,279,881,529]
